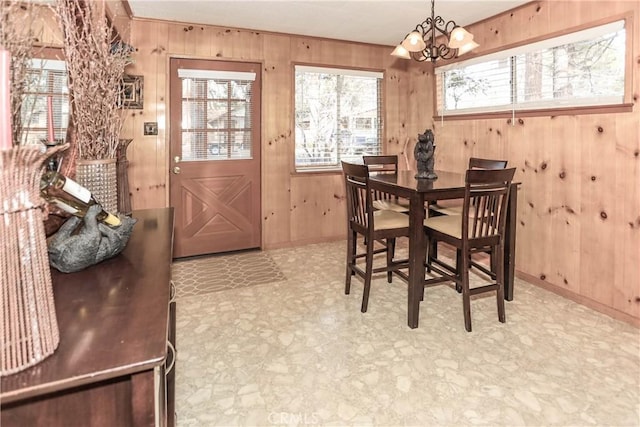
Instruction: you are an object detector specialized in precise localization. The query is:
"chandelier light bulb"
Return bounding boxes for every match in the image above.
[401,31,427,52]
[448,27,473,49]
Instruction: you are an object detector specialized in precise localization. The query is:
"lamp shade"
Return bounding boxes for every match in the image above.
[457,40,479,56]
[401,31,427,52]
[391,44,411,59]
[448,27,473,48]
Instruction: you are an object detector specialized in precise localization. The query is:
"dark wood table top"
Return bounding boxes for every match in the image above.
[370,169,520,200]
[1,208,174,404]
[369,170,467,200]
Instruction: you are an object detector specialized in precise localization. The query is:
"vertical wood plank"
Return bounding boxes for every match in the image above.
[262,33,292,246]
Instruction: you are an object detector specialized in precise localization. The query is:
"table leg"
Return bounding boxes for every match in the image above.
[504,185,518,301]
[408,192,426,328]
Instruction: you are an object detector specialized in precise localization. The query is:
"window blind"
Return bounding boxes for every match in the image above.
[177,68,256,81]
[294,65,383,170]
[178,68,254,161]
[436,20,626,116]
[20,59,69,146]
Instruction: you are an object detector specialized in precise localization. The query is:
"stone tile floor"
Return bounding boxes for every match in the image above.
[172,240,640,427]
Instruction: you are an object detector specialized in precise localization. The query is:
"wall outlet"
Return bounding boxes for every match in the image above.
[144,122,158,135]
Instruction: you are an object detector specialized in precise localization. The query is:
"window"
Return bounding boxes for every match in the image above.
[20,59,69,146]
[354,117,373,130]
[436,20,626,116]
[295,66,383,170]
[177,68,255,161]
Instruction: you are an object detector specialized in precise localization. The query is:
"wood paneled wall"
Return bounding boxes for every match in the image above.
[25,1,638,324]
[122,19,431,249]
[431,1,640,323]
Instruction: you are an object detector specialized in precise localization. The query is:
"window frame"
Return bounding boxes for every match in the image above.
[292,63,385,174]
[18,48,69,146]
[176,68,257,162]
[432,13,634,121]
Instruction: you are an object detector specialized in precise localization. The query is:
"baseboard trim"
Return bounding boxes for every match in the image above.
[517,271,639,328]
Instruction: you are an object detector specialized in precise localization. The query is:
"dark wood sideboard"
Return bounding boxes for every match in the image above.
[1,208,176,427]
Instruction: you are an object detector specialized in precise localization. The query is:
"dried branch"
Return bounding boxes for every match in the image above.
[54,0,131,160]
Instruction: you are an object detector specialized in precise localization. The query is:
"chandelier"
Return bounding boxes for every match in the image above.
[391,0,479,62]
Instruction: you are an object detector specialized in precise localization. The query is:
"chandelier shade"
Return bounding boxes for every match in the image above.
[390,44,411,59]
[391,0,479,63]
[456,40,479,56]
[401,31,427,52]
[448,27,473,49]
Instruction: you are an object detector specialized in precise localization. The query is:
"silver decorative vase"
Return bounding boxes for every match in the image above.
[76,158,118,213]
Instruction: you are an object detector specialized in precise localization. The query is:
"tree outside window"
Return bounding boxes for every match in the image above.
[295,66,382,169]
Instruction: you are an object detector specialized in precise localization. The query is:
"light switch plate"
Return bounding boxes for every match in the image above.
[144,122,158,135]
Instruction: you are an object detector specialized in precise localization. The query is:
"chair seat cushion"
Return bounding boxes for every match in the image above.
[424,214,462,239]
[374,209,410,230]
[372,199,410,213]
[425,215,502,243]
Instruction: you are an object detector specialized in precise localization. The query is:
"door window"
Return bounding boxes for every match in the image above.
[177,69,256,161]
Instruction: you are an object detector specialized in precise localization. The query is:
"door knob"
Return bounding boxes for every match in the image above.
[172,166,181,174]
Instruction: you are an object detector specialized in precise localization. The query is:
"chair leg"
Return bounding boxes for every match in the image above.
[421,236,428,301]
[426,239,436,273]
[455,250,463,293]
[460,249,472,332]
[496,244,506,323]
[386,238,396,283]
[345,230,356,295]
[490,249,497,277]
[361,237,374,312]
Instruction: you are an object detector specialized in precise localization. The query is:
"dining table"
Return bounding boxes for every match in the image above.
[368,169,519,329]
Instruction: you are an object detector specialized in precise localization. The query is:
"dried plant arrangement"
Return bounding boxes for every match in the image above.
[0,1,44,146]
[54,0,131,160]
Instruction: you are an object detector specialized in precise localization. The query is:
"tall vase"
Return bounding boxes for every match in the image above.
[75,158,118,213]
[1,146,60,376]
[116,139,133,215]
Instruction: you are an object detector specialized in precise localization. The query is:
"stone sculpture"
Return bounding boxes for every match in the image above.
[48,205,137,273]
[414,128,437,179]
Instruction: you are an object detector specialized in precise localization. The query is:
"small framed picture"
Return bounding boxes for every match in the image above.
[119,74,144,109]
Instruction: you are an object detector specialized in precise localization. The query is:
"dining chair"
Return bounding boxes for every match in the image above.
[428,157,508,280]
[362,155,410,213]
[424,167,516,332]
[429,157,508,216]
[342,161,410,313]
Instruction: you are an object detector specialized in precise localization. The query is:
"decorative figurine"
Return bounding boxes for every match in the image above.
[47,205,137,273]
[414,128,437,179]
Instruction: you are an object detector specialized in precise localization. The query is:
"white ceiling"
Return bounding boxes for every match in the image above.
[125,0,531,46]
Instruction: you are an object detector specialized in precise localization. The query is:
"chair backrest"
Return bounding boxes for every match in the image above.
[362,155,398,203]
[469,157,508,170]
[363,155,398,173]
[342,161,373,232]
[462,168,516,241]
